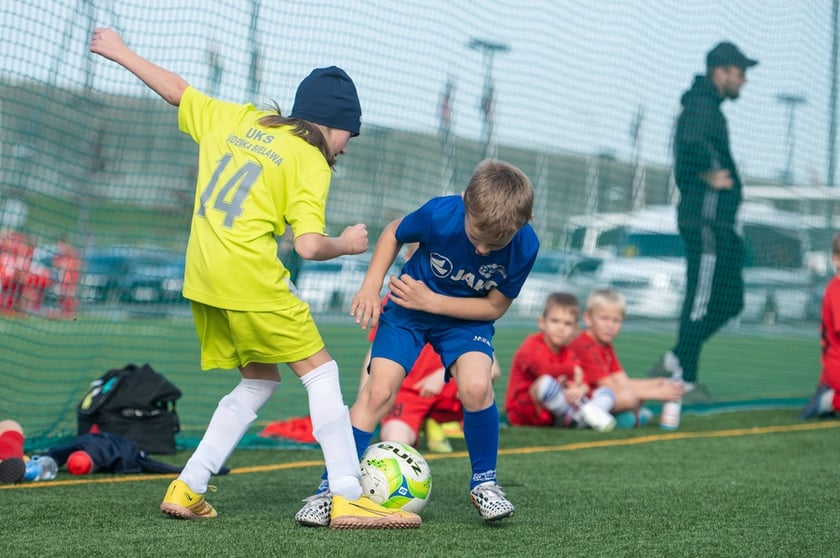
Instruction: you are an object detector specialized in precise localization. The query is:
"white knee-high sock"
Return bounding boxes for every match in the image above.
[590,386,616,413]
[534,375,570,416]
[301,360,362,500]
[179,378,279,493]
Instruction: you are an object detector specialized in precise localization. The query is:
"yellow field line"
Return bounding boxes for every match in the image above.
[3,421,837,491]
[496,420,840,456]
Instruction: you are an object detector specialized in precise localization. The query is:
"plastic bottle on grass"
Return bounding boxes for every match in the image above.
[660,400,682,430]
[660,370,684,431]
[23,455,58,481]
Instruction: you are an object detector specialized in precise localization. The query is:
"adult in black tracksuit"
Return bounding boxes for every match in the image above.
[662,42,758,387]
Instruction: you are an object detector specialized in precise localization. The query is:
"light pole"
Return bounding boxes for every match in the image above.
[468,38,510,159]
[777,93,806,184]
[247,0,261,99]
[829,0,838,186]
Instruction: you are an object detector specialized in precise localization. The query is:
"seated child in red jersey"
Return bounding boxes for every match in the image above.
[801,232,840,419]
[569,288,683,428]
[505,292,614,430]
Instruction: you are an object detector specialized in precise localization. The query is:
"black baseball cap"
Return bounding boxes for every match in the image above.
[706,42,758,69]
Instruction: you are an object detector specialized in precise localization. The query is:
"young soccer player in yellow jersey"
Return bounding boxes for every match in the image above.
[89,28,419,529]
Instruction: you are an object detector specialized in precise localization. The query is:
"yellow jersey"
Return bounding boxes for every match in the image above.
[178,86,331,310]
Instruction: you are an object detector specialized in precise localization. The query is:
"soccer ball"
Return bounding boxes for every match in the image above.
[359,441,432,514]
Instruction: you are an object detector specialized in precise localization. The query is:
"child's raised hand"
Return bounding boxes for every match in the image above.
[89,28,129,62]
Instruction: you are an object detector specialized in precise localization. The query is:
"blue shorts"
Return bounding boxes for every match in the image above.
[370,305,495,378]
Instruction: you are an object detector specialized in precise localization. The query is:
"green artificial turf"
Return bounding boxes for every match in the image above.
[2,410,837,557]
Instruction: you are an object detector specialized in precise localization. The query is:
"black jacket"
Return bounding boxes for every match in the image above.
[674,75,742,229]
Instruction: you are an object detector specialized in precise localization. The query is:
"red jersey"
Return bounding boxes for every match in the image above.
[505,332,580,426]
[820,276,840,389]
[568,331,622,388]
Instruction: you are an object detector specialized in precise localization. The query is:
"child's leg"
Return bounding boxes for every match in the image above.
[625,377,683,404]
[351,359,408,432]
[0,420,24,460]
[303,356,406,499]
[451,352,498,488]
[380,419,417,446]
[531,375,571,416]
[179,369,279,493]
[820,368,840,413]
[451,352,515,520]
[599,373,636,413]
[299,358,364,500]
[380,388,432,447]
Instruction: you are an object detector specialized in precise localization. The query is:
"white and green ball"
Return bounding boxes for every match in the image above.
[359,441,432,514]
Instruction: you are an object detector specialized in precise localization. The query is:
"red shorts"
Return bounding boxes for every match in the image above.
[506,400,554,427]
[382,382,462,435]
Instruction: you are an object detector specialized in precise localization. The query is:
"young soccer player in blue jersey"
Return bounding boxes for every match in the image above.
[89,28,419,529]
[296,159,539,525]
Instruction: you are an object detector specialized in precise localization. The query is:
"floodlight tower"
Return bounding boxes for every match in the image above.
[468,38,510,159]
[777,93,806,185]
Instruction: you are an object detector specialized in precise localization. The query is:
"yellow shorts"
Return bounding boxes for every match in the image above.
[190,299,324,370]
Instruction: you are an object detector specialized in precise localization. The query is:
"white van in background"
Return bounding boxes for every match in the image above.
[586,202,812,323]
[563,211,630,258]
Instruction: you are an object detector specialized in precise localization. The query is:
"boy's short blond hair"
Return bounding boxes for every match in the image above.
[543,292,580,320]
[463,159,534,244]
[586,288,626,315]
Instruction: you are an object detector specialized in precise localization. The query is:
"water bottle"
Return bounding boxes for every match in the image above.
[23,455,59,481]
[660,400,682,430]
[660,366,684,430]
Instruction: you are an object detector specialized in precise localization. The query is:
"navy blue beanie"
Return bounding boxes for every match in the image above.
[289,66,362,136]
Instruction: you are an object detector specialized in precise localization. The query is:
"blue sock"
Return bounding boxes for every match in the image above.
[316,427,373,494]
[463,403,499,489]
[352,426,373,459]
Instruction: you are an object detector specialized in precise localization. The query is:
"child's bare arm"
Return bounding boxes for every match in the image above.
[415,368,446,398]
[564,366,587,404]
[626,377,685,401]
[387,279,512,321]
[294,224,368,261]
[90,28,188,106]
[573,365,583,387]
[350,219,402,329]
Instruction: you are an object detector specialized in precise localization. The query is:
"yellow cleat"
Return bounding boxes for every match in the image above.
[439,420,465,439]
[424,418,453,453]
[160,479,218,520]
[329,495,421,529]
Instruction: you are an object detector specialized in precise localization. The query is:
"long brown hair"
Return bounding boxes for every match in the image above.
[258,103,336,167]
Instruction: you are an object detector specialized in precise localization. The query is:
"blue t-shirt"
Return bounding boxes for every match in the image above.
[395,195,539,306]
[373,195,539,372]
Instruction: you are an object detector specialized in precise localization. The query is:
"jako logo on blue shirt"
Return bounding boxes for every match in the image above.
[429,252,505,293]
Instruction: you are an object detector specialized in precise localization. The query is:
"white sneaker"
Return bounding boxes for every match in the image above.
[579,402,616,432]
[663,351,684,381]
[295,491,332,527]
[470,482,514,522]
